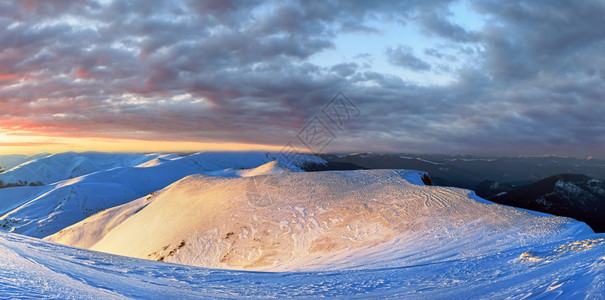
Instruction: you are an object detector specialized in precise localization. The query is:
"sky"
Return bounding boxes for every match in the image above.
[0,0,604,157]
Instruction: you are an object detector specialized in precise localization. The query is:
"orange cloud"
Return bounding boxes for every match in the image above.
[0,74,19,81]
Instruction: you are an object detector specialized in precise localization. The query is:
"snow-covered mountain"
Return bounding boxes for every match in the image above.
[43,160,303,249]
[48,169,591,273]
[2,151,605,298]
[0,153,50,172]
[0,152,163,187]
[0,152,324,238]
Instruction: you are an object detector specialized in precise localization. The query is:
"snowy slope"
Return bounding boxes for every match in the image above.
[1,152,322,238]
[44,160,300,249]
[238,160,298,177]
[0,153,50,172]
[10,231,605,299]
[44,192,158,249]
[0,185,52,217]
[0,154,206,238]
[3,211,604,298]
[0,151,322,187]
[48,169,594,273]
[0,154,28,171]
[0,152,163,186]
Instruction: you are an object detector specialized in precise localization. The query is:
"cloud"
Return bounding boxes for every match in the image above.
[330,63,358,77]
[0,0,604,157]
[385,45,432,71]
[416,9,479,43]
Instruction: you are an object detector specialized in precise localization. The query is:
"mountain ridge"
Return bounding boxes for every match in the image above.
[489,174,605,232]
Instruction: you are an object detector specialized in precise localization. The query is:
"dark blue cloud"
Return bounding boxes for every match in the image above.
[386,45,432,71]
[0,0,604,158]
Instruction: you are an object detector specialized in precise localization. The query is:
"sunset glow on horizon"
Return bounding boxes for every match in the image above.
[0,131,288,156]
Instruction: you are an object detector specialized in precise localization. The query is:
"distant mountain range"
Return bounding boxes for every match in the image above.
[3,151,604,233]
[307,153,605,190]
[307,153,605,232]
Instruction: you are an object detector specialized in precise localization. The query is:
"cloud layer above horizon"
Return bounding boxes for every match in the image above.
[1,0,604,157]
